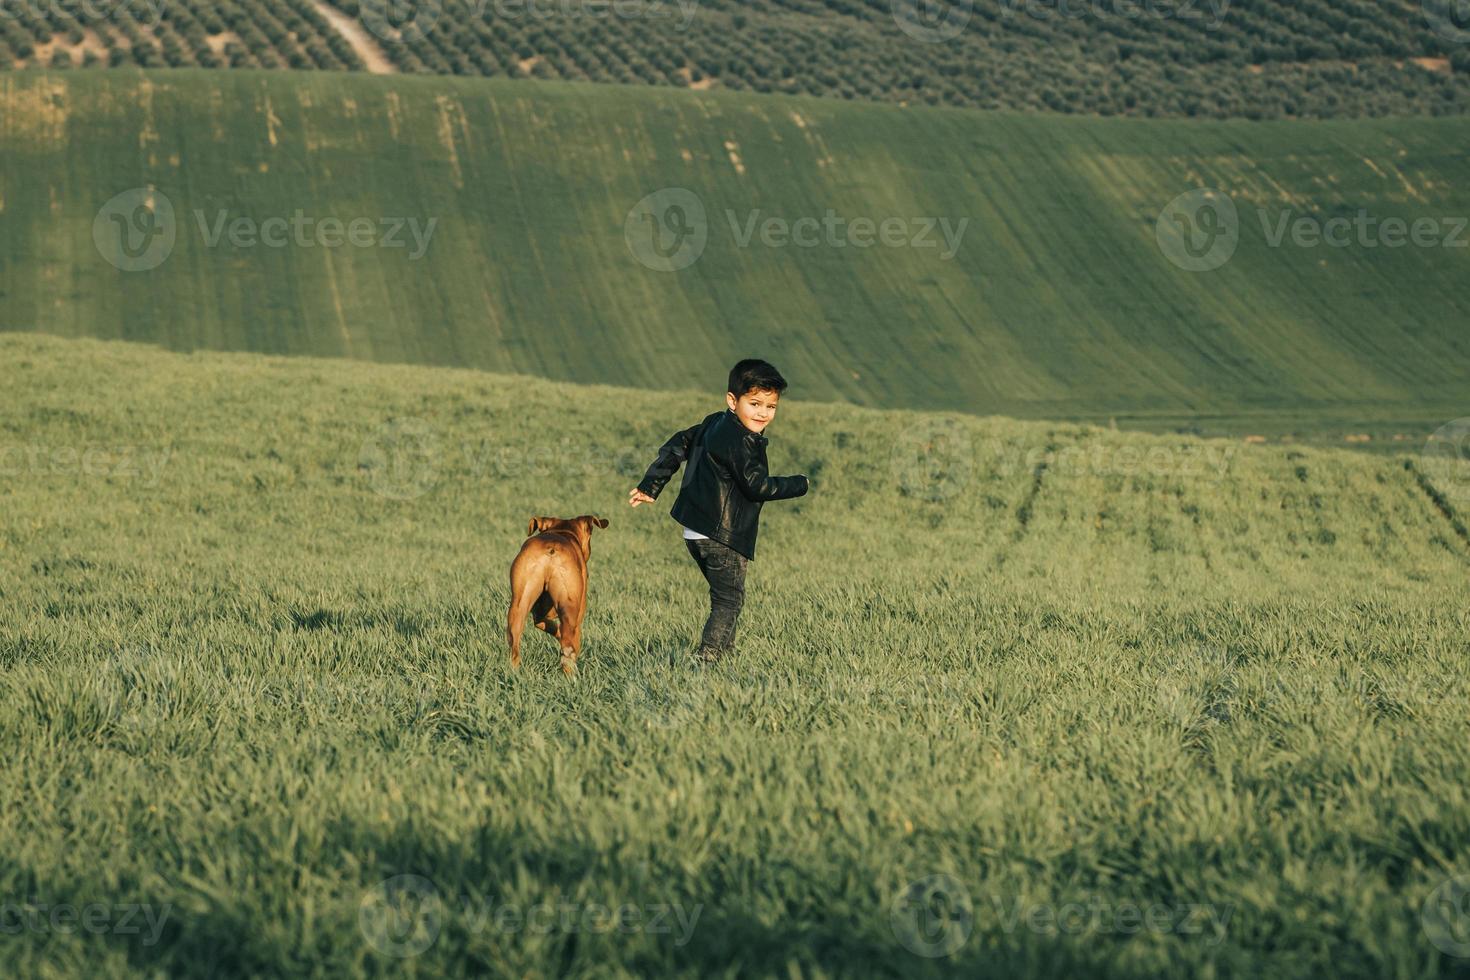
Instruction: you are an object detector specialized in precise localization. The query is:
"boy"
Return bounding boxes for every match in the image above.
[628,359,810,664]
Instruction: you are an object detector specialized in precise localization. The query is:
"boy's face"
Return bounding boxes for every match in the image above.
[726,387,779,434]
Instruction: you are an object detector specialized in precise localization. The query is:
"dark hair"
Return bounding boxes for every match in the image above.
[727,359,788,400]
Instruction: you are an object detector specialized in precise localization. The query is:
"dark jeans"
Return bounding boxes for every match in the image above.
[684,536,748,659]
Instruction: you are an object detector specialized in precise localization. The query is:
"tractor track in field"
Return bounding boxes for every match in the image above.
[1011,443,1056,541]
[1404,458,1470,554]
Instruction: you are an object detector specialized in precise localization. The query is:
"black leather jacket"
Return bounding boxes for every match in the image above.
[637,409,808,560]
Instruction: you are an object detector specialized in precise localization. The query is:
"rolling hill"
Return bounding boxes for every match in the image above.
[2,69,1468,443]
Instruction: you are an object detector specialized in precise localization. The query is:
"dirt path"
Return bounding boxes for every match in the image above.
[312,0,397,74]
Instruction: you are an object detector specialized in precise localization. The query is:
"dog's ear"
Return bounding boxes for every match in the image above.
[528,517,544,536]
[593,516,609,530]
[579,515,609,531]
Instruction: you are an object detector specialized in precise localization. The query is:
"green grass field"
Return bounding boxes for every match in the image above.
[2,332,1469,977]
[3,70,1468,446]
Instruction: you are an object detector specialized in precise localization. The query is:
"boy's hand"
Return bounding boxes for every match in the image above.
[628,488,656,507]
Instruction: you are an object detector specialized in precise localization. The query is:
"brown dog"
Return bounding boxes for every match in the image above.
[507,515,609,675]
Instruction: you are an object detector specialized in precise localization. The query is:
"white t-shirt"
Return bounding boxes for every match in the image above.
[681,525,709,540]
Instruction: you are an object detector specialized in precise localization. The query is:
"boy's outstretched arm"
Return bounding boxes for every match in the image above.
[730,437,808,502]
[628,420,704,506]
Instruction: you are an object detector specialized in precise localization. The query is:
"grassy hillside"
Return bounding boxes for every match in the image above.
[2,70,1468,442]
[3,0,1470,119]
[1,332,1469,977]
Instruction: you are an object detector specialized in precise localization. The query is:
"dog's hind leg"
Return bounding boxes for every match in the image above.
[531,591,559,638]
[506,570,544,670]
[506,608,525,669]
[557,615,582,676]
[546,571,585,677]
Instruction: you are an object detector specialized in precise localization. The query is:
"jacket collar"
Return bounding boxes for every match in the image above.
[725,408,767,443]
